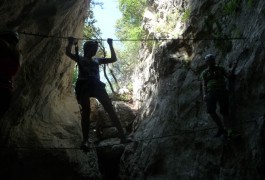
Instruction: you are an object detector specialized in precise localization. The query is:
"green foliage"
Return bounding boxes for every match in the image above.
[167,10,178,22]
[72,65,78,87]
[247,0,254,7]
[181,9,191,22]
[113,92,133,102]
[153,11,179,38]
[223,0,240,15]
[118,0,146,25]
[112,0,147,92]
[114,41,141,86]
[214,31,233,55]
[116,0,146,40]
[116,21,144,40]
[231,26,242,38]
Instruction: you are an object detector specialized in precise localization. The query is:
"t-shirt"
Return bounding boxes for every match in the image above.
[201,66,227,92]
[77,56,100,81]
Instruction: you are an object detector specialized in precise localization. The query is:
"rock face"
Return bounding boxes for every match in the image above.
[121,0,265,179]
[0,1,137,179]
[0,0,103,179]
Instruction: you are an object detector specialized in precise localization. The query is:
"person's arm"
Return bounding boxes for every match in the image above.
[203,80,208,96]
[19,52,23,66]
[65,37,78,62]
[201,71,208,101]
[98,38,117,64]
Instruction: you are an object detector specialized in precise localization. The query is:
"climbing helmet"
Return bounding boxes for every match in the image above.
[204,54,215,62]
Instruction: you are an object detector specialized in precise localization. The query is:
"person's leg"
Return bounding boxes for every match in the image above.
[209,112,226,137]
[219,92,230,128]
[219,92,236,137]
[95,87,128,142]
[79,94,91,144]
[206,93,225,137]
[209,112,224,130]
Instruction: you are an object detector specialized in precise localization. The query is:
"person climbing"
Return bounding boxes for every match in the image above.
[65,37,131,150]
[0,31,22,119]
[201,54,237,138]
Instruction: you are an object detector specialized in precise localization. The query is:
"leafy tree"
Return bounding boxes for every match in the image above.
[113,0,147,93]
[116,0,146,40]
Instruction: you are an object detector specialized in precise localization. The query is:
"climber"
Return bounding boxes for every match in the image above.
[201,54,237,138]
[0,30,22,119]
[65,37,131,150]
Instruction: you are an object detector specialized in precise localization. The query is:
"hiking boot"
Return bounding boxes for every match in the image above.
[214,128,226,137]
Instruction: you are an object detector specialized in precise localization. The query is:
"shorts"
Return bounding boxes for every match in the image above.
[205,91,229,116]
[75,79,106,104]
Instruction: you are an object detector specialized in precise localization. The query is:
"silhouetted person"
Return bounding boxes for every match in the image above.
[66,37,131,150]
[0,31,22,119]
[201,54,236,138]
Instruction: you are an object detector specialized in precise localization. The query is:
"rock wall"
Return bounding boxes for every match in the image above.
[0,0,103,179]
[122,0,265,179]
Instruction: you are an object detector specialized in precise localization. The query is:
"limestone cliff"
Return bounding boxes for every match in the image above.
[121,0,265,179]
[0,0,103,179]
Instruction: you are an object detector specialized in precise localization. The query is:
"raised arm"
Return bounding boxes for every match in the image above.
[202,78,208,97]
[65,37,78,62]
[201,72,208,101]
[98,38,117,64]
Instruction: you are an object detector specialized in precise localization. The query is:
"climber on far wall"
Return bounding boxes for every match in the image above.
[65,37,132,151]
[0,31,22,119]
[201,54,238,139]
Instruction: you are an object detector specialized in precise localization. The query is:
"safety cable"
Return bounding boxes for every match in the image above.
[0,119,257,150]
[18,31,247,42]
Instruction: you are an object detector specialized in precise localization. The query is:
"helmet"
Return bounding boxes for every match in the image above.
[83,41,98,57]
[204,54,215,62]
[83,40,98,49]
[0,31,19,44]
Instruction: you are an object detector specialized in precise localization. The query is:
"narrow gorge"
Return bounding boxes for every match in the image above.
[0,0,264,180]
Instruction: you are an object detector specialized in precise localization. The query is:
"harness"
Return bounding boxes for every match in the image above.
[204,66,225,82]
[202,66,227,93]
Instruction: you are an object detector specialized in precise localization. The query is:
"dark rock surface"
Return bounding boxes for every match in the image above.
[0,0,102,179]
[121,0,265,179]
